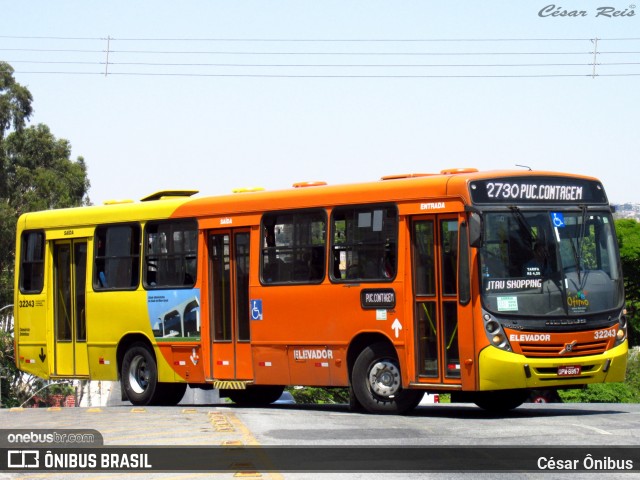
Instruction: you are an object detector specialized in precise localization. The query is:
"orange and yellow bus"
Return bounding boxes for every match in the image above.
[14,168,627,413]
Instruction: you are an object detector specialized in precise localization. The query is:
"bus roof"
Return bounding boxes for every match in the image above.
[17,169,605,231]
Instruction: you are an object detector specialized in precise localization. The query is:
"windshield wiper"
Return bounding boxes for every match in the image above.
[568,205,588,285]
[508,206,536,244]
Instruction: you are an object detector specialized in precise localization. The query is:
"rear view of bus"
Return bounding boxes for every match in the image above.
[466,175,627,410]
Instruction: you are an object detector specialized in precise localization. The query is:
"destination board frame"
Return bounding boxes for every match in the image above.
[469,176,608,205]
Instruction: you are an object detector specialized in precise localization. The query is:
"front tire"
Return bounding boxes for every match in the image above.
[352,342,423,414]
[121,343,159,406]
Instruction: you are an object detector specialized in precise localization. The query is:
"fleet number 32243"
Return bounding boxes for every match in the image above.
[594,328,617,340]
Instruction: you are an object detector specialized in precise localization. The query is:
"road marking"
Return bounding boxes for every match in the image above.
[209,411,236,432]
[233,465,262,477]
[571,423,612,435]
[225,411,284,480]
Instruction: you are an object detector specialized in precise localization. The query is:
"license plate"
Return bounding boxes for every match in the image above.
[557,365,581,376]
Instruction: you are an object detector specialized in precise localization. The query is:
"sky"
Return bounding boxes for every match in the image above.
[1,1,639,205]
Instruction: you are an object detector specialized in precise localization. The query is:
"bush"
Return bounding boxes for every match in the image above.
[48,382,75,396]
[286,387,349,404]
[558,350,640,403]
[559,383,637,403]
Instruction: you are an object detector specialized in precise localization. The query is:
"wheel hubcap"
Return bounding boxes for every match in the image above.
[129,355,149,394]
[368,360,400,398]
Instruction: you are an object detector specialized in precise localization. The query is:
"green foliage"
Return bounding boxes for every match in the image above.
[0,327,19,407]
[4,124,90,214]
[624,350,640,395]
[0,62,32,141]
[616,219,640,346]
[558,382,637,403]
[0,62,90,407]
[47,382,75,396]
[0,316,46,408]
[558,351,640,403]
[0,64,90,308]
[286,387,350,405]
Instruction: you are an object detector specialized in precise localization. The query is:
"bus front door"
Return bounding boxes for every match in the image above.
[411,216,461,386]
[52,240,89,378]
[207,230,253,381]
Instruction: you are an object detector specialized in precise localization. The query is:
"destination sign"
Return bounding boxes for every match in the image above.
[469,177,608,205]
[360,289,396,309]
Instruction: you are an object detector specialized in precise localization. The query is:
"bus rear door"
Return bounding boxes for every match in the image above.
[207,230,253,381]
[410,216,462,387]
[52,239,89,377]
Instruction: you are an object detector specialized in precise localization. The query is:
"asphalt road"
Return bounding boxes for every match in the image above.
[2,401,640,479]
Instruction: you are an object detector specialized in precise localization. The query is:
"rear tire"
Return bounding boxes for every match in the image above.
[352,342,423,414]
[121,342,159,406]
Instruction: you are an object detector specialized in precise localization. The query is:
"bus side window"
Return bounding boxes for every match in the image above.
[144,220,198,289]
[331,205,398,282]
[94,224,141,291]
[441,220,458,295]
[260,209,326,285]
[20,231,45,294]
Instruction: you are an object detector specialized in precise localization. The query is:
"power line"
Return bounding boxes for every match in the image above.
[12,70,640,78]
[10,59,640,68]
[0,47,604,55]
[2,35,639,78]
[2,35,640,42]
[0,48,103,53]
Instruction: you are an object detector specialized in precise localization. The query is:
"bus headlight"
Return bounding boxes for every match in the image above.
[483,313,511,351]
[615,309,628,346]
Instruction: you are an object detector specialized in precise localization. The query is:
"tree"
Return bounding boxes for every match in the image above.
[0,62,32,142]
[0,124,91,308]
[4,123,90,215]
[0,62,33,309]
[0,62,90,407]
[616,219,640,346]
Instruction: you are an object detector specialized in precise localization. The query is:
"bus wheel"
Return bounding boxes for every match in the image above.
[473,389,528,413]
[226,386,285,406]
[121,343,158,406]
[352,342,423,414]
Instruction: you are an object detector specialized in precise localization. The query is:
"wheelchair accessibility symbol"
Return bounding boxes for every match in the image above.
[551,212,565,228]
[251,299,263,320]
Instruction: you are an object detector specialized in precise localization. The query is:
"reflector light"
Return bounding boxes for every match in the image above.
[293,181,327,188]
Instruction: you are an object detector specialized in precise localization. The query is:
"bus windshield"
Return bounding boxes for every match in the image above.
[479,208,624,317]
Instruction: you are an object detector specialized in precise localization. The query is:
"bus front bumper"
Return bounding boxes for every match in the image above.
[478,342,628,391]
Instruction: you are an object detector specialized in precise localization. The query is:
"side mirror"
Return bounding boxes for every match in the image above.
[468,211,483,248]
